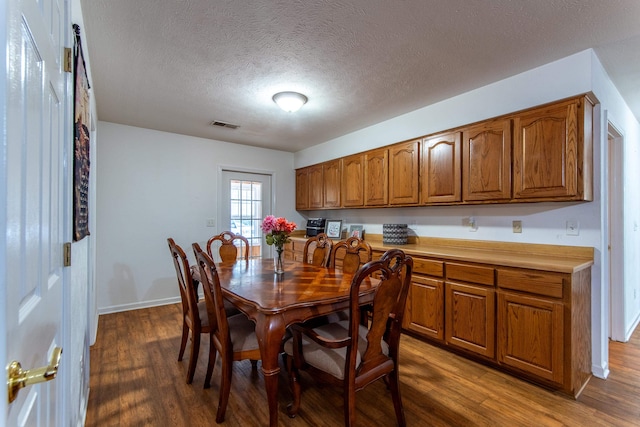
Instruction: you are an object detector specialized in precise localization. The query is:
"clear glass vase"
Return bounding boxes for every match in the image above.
[274,246,285,274]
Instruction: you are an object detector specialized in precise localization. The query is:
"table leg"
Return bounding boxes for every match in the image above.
[254,313,286,427]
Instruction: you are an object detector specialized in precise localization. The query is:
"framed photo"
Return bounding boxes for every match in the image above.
[349,224,364,238]
[325,220,342,239]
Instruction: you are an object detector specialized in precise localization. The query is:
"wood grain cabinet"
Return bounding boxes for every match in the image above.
[496,266,591,396]
[444,262,496,358]
[513,96,593,201]
[420,131,461,203]
[364,147,389,206]
[403,257,445,341]
[295,168,309,210]
[323,159,342,208]
[462,118,512,201]
[341,153,365,207]
[308,164,324,209]
[389,139,420,205]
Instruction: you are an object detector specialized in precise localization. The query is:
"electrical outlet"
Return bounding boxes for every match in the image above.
[206,218,216,227]
[566,219,579,236]
[512,220,522,233]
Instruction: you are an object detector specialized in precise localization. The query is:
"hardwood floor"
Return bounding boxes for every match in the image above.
[85,303,640,426]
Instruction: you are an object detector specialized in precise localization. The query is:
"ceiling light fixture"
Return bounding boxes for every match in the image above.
[272,91,308,113]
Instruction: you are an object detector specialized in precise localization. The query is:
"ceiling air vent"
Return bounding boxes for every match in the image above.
[209,120,239,130]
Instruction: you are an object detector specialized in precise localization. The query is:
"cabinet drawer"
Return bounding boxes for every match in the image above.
[446,262,494,286]
[413,257,444,277]
[497,268,564,299]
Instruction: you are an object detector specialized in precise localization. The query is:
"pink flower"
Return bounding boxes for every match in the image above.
[262,216,297,247]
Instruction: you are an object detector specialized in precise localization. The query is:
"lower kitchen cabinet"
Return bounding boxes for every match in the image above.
[405,275,445,341]
[445,281,495,358]
[497,291,564,384]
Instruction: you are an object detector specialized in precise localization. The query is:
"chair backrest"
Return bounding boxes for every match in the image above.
[207,231,250,263]
[302,233,333,267]
[329,236,372,273]
[347,249,413,379]
[167,238,201,329]
[193,243,229,346]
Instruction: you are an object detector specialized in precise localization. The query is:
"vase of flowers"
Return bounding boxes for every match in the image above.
[261,215,297,274]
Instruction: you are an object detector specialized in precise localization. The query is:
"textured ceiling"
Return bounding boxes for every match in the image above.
[79,0,640,152]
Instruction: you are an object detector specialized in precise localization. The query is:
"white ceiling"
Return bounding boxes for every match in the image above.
[79,0,640,153]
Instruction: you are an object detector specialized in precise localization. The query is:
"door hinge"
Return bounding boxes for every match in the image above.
[63,242,71,267]
[63,48,72,73]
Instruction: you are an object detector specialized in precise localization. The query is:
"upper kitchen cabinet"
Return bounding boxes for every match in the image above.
[308,164,324,209]
[323,159,342,208]
[513,96,593,201]
[389,139,420,205]
[364,147,389,206]
[420,131,461,204]
[342,153,365,207]
[462,118,512,202]
[295,168,309,210]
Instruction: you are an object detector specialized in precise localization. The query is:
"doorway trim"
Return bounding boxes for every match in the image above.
[607,119,625,342]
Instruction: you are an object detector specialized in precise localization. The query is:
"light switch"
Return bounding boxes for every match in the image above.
[512,220,522,233]
[566,220,579,236]
[206,218,216,227]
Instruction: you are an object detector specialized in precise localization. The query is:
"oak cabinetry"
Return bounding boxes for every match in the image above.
[444,262,495,358]
[341,154,365,207]
[513,96,593,201]
[323,159,342,208]
[295,168,309,210]
[307,164,324,209]
[462,118,512,201]
[403,257,445,341]
[389,140,420,205]
[420,131,461,203]
[364,147,389,206]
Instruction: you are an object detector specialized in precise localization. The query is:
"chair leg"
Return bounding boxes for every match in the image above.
[387,371,406,427]
[186,332,200,384]
[343,384,357,427]
[178,321,189,361]
[250,359,258,369]
[285,354,301,418]
[216,356,233,423]
[204,335,217,389]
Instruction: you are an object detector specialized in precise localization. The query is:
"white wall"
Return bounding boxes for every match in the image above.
[95,123,303,312]
[294,49,640,379]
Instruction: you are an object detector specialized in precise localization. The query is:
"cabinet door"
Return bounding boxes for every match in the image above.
[445,282,495,358]
[295,168,309,210]
[497,291,564,385]
[421,131,461,203]
[463,119,512,201]
[308,164,324,209]
[364,148,388,206]
[405,275,444,341]
[513,98,584,200]
[389,140,420,205]
[342,154,364,207]
[323,159,342,208]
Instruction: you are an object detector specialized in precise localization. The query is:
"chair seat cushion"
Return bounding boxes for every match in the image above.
[197,300,209,328]
[228,314,260,352]
[284,320,389,380]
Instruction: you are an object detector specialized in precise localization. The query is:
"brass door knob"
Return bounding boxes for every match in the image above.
[7,347,62,403]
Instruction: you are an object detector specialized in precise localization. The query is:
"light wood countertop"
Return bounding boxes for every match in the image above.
[290,233,593,274]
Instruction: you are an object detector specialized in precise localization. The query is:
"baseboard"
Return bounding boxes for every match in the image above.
[591,362,610,379]
[98,296,181,315]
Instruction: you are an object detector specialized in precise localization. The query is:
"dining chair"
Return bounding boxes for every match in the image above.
[302,233,333,267]
[328,236,374,323]
[192,243,262,423]
[284,249,413,427]
[207,231,250,262]
[329,236,373,273]
[167,237,210,385]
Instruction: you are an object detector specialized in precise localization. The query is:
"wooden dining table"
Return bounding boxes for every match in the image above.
[214,257,378,427]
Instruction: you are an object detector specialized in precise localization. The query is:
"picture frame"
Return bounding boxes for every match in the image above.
[349,224,364,238]
[325,219,343,239]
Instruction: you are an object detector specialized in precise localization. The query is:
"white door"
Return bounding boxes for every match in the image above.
[1,0,69,424]
[220,170,272,259]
